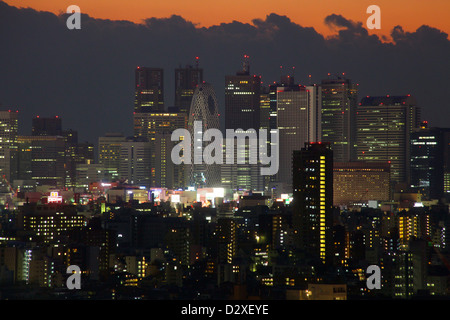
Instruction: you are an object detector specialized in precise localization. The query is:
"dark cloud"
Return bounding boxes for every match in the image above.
[0,1,449,147]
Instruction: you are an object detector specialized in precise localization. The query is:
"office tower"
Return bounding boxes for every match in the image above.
[98,133,127,182]
[410,124,450,201]
[32,116,62,136]
[223,59,264,192]
[62,130,94,189]
[264,78,322,191]
[133,112,187,142]
[356,95,421,188]
[333,162,391,206]
[0,110,18,189]
[119,137,152,187]
[134,112,188,187]
[187,82,221,188]
[320,76,358,162]
[292,142,333,264]
[17,136,66,187]
[18,201,86,244]
[276,85,316,188]
[175,63,203,114]
[225,58,261,131]
[134,67,164,113]
[306,84,322,143]
[154,131,183,189]
[259,87,271,131]
[63,129,78,187]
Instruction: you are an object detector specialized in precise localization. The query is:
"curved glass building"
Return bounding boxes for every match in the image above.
[187,82,221,188]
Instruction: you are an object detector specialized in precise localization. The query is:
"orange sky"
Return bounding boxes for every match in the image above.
[5,0,450,38]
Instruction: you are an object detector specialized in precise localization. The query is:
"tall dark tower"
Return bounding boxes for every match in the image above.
[225,56,261,131]
[134,67,164,113]
[175,59,203,114]
[292,142,334,265]
[223,56,264,192]
[32,116,62,136]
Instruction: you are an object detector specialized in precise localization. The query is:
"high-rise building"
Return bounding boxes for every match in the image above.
[133,112,187,187]
[119,137,152,187]
[410,124,450,201]
[215,215,237,264]
[187,82,221,188]
[17,136,66,187]
[0,110,18,189]
[225,58,261,131]
[133,112,187,142]
[222,59,264,192]
[276,85,309,187]
[263,77,322,192]
[61,129,94,189]
[356,95,421,188]
[292,142,333,264]
[175,63,203,114]
[333,161,391,206]
[98,133,127,182]
[259,87,271,131]
[134,67,164,113]
[32,116,62,136]
[62,129,78,188]
[320,76,358,162]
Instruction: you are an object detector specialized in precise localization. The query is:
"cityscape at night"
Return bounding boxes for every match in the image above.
[0,0,450,310]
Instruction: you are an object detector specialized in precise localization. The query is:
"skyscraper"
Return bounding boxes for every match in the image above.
[134,67,164,113]
[292,142,333,264]
[119,137,152,187]
[265,77,322,192]
[410,123,450,201]
[356,95,421,188]
[225,58,261,131]
[0,110,18,190]
[175,62,203,114]
[320,76,358,162]
[133,112,188,187]
[32,116,62,136]
[223,58,263,192]
[276,85,309,187]
[17,136,66,187]
[187,82,221,188]
[98,133,127,182]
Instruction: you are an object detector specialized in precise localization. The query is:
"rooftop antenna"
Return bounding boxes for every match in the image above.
[195,56,199,69]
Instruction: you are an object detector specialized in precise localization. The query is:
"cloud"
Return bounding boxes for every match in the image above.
[0,1,449,145]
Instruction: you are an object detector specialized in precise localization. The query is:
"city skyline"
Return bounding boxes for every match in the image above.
[0,1,449,145]
[1,0,450,304]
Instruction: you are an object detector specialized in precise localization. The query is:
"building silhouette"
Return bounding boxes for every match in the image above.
[134,67,164,113]
[292,142,334,264]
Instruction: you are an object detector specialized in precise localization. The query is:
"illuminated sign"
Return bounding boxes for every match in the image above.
[171,194,180,203]
[48,191,63,203]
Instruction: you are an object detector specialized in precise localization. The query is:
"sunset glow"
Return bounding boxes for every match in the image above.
[5,0,450,38]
